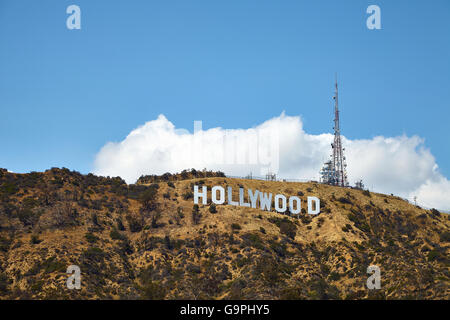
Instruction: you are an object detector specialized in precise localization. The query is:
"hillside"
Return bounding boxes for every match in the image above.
[0,168,448,300]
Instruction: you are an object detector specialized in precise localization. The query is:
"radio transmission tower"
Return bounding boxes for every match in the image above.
[320,75,348,187]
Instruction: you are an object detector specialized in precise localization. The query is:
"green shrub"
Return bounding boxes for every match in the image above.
[269,240,287,257]
[338,197,352,205]
[22,197,39,209]
[0,182,19,195]
[279,221,297,239]
[117,218,125,231]
[0,236,11,252]
[362,190,371,197]
[92,213,100,226]
[41,256,66,273]
[348,211,371,233]
[183,190,193,200]
[82,247,106,262]
[85,232,99,243]
[119,239,134,255]
[192,205,201,225]
[231,223,241,230]
[30,280,44,293]
[0,273,8,293]
[427,250,440,261]
[17,208,38,226]
[110,228,126,241]
[209,204,217,214]
[150,211,162,228]
[30,235,42,245]
[141,281,166,300]
[439,231,450,242]
[164,235,173,250]
[300,214,311,224]
[430,208,441,217]
[320,264,330,274]
[126,214,143,232]
[172,207,184,225]
[139,187,158,212]
[328,272,341,281]
[254,256,290,286]
[241,233,264,250]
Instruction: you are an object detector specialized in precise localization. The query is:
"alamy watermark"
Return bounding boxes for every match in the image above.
[366,5,381,30]
[66,5,81,30]
[174,120,280,176]
[366,265,381,289]
[66,265,81,290]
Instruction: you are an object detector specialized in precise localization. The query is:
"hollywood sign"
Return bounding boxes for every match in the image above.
[194,185,320,215]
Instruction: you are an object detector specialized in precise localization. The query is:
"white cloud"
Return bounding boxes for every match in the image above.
[411,177,450,210]
[93,113,450,211]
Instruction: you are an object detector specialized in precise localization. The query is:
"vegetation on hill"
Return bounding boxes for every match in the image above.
[136,169,225,184]
[0,167,448,300]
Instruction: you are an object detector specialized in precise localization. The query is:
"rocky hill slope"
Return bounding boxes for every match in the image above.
[0,168,448,299]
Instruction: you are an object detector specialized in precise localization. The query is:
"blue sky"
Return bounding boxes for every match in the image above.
[1,0,449,178]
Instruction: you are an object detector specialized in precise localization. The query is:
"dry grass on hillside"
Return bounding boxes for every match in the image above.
[0,168,448,300]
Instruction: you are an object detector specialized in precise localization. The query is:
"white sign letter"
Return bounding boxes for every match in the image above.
[289,196,301,214]
[307,196,320,215]
[227,186,239,206]
[211,186,225,204]
[274,194,287,213]
[260,192,272,211]
[248,189,259,208]
[194,185,207,205]
[239,188,250,207]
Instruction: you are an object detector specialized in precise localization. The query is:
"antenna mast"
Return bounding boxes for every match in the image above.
[320,75,348,187]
